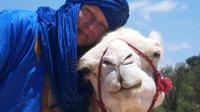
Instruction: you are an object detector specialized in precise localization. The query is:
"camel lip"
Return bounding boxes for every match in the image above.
[121,81,142,91]
[109,81,142,94]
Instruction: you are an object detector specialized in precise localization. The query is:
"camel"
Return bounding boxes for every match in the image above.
[78,28,170,112]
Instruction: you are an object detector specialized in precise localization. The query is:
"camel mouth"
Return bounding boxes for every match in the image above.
[108,82,142,100]
[109,81,142,94]
[121,81,142,91]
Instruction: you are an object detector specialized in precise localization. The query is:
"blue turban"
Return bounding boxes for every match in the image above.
[70,0,129,31]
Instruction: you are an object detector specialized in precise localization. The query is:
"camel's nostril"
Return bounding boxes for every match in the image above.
[125,54,132,60]
[121,54,134,65]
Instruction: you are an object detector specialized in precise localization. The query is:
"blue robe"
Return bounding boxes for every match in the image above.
[0,8,91,112]
[0,10,44,111]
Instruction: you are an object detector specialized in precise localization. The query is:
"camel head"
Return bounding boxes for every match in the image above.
[78,28,165,112]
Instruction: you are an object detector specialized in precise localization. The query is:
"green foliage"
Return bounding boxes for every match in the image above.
[154,54,200,112]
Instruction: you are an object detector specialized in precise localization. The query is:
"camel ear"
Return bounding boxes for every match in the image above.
[148,31,162,44]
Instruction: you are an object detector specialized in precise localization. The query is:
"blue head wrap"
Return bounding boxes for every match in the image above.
[36,0,129,112]
[70,0,129,31]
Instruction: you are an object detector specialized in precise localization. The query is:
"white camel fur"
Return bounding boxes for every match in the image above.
[78,28,165,112]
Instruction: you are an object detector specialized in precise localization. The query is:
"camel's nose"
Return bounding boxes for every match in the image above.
[118,54,142,89]
[103,40,143,91]
[103,54,143,90]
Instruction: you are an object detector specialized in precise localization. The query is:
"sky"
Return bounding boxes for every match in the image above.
[1,0,200,67]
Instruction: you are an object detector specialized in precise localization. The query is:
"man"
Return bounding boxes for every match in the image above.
[0,0,129,112]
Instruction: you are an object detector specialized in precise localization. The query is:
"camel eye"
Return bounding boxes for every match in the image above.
[78,67,91,75]
[153,51,161,58]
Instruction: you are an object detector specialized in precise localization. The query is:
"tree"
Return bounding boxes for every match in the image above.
[154,54,200,112]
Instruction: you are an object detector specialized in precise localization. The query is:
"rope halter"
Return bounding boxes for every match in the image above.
[94,39,173,112]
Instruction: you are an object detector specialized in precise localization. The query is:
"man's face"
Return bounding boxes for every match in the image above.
[77,5,109,47]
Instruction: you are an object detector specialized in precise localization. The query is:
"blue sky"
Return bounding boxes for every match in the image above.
[1,0,200,67]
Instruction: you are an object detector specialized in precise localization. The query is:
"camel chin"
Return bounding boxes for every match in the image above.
[79,27,165,112]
